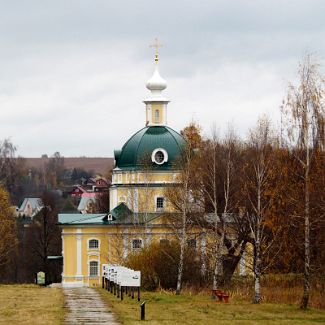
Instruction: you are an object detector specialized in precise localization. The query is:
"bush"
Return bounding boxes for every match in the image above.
[126,241,204,290]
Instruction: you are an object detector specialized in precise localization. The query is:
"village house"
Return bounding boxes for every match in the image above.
[17,197,43,218]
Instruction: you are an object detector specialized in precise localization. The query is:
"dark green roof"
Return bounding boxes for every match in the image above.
[109,202,132,220]
[115,126,186,170]
[109,203,166,224]
[58,203,170,226]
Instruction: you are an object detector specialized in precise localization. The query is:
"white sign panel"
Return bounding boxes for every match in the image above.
[103,265,141,287]
[120,271,141,287]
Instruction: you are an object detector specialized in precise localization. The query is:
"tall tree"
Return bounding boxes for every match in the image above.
[242,117,284,303]
[0,139,27,204]
[165,144,203,295]
[180,121,203,150]
[0,187,18,274]
[283,55,325,309]
[201,126,248,287]
[44,152,65,188]
[31,191,62,283]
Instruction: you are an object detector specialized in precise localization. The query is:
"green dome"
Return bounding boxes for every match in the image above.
[114,126,186,170]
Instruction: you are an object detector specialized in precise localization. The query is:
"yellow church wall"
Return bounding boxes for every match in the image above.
[61,220,252,288]
[113,186,174,213]
[112,170,179,185]
[62,231,77,278]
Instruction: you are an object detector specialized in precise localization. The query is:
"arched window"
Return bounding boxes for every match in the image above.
[155,109,160,123]
[89,239,99,249]
[89,261,98,277]
[132,239,143,250]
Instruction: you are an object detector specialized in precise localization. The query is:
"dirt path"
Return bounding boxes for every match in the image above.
[64,287,120,325]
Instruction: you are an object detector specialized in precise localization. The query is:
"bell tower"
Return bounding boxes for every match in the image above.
[144,38,169,126]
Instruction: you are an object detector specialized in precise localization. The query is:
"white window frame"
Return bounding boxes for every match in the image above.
[87,238,100,250]
[155,196,165,211]
[132,238,143,250]
[151,148,168,165]
[89,260,99,277]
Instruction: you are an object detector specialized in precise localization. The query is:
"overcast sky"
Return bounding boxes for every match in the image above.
[1,0,324,157]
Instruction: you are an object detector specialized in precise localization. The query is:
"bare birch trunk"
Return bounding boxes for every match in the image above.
[253,166,262,304]
[200,230,207,277]
[210,138,220,291]
[213,220,225,289]
[176,208,187,295]
[253,225,261,303]
[301,146,310,309]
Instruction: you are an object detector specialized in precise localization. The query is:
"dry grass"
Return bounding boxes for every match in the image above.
[152,275,325,310]
[99,288,325,325]
[213,275,325,310]
[0,284,65,324]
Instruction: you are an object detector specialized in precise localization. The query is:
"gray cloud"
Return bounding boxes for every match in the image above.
[0,0,324,156]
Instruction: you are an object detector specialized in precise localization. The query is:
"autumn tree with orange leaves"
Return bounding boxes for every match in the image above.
[0,187,17,273]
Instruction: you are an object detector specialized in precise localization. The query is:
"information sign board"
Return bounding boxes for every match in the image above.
[120,271,141,287]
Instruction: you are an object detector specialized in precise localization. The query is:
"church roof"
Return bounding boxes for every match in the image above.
[58,213,108,225]
[114,126,186,170]
[58,203,170,226]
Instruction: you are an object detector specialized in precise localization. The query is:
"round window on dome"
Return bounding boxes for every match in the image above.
[155,151,164,163]
[152,148,168,165]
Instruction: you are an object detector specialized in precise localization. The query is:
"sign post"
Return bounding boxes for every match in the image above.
[37,271,45,286]
[140,301,146,320]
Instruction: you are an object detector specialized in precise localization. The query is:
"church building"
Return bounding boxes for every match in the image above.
[58,49,187,287]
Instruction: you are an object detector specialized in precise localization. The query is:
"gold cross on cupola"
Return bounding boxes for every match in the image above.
[150,38,163,63]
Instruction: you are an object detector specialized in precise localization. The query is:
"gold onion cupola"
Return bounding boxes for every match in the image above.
[144,38,169,126]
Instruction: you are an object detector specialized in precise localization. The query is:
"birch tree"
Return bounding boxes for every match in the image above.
[203,128,234,289]
[243,118,283,304]
[202,126,248,288]
[283,54,325,309]
[201,128,221,288]
[165,144,202,295]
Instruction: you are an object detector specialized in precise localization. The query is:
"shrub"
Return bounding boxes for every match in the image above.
[126,241,204,290]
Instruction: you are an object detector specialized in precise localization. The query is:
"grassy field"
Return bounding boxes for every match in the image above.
[225,275,325,310]
[0,284,64,324]
[99,288,325,325]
